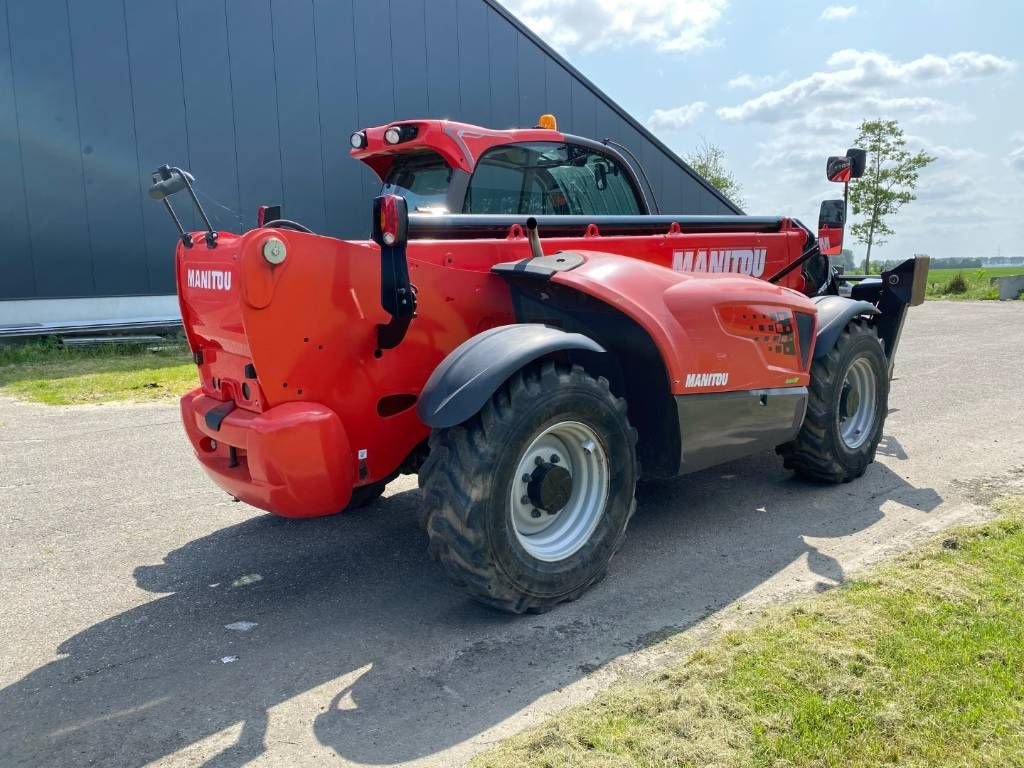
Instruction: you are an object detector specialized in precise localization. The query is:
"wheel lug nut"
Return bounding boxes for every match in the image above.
[522,473,531,482]
[549,454,559,464]
[530,508,542,518]
[535,456,545,467]
[520,495,530,504]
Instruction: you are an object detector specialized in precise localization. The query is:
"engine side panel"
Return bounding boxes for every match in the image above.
[549,251,817,395]
[529,251,819,476]
[675,387,807,474]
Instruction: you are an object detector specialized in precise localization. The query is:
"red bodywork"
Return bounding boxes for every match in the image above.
[351,119,567,178]
[176,120,820,518]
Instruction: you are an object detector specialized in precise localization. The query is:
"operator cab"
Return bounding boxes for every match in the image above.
[353,116,651,217]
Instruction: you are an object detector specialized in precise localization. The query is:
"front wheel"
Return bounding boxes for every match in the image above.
[418,361,637,613]
[782,319,889,483]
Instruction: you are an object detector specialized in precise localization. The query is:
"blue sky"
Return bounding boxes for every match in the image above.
[502,1,1023,262]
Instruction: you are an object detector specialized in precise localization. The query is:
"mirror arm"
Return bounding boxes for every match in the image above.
[161,198,193,248]
[174,168,218,248]
[767,242,819,284]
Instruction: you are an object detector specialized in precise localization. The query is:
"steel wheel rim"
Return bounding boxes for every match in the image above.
[509,420,610,562]
[839,356,877,449]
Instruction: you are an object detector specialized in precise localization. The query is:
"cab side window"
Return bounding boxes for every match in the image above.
[381,151,452,212]
[463,142,642,215]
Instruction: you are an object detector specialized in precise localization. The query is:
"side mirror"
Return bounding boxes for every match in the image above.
[594,161,608,191]
[846,148,867,178]
[148,165,195,200]
[818,199,846,255]
[826,156,852,184]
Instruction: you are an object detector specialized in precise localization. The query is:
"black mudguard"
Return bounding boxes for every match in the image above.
[417,324,605,429]
[827,256,929,375]
[812,295,879,359]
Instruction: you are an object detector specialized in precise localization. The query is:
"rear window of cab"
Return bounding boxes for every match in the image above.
[464,142,642,216]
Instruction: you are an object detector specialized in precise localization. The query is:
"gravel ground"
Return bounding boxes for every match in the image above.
[1,300,1022,768]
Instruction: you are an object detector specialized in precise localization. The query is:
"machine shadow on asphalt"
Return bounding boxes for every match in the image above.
[0,449,941,767]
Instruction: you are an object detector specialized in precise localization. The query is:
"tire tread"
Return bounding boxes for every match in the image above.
[419,361,637,613]
[782,319,887,483]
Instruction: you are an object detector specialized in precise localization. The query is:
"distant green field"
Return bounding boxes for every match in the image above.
[925,266,1024,300]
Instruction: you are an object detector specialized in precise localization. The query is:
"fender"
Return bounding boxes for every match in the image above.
[811,295,879,359]
[417,324,605,429]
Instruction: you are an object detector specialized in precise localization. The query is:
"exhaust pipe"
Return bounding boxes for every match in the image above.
[526,217,543,260]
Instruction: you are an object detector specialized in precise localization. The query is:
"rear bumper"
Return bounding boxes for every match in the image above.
[180,388,355,518]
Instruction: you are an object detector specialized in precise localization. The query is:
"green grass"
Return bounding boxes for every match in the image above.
[475,497,1024,768]
[0,337,196,405]
[925,266,1024,301]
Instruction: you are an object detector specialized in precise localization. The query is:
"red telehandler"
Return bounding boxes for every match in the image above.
[150,116,927,613]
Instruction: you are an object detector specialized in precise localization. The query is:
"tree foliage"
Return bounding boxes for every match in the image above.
[686,140,745,208]
[829,248,857,272]
[848,119,934,273]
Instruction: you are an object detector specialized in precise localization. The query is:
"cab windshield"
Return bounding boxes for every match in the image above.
[381,151,452,213]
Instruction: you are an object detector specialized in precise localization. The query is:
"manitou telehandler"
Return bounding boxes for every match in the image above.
[150,116,927,613]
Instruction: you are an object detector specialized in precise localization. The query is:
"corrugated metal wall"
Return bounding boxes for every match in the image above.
[0,0,739,302]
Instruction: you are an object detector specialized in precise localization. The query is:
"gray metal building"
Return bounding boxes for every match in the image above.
[0,0,739,329]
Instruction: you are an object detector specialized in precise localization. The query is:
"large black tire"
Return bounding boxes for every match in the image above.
[782,319,889,483]
[418,360,638,613]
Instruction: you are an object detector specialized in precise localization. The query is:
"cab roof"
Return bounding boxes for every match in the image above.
[350,119,567,180]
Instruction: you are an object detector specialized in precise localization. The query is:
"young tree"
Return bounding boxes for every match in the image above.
[686,140,745,208]
[848,119,934,273]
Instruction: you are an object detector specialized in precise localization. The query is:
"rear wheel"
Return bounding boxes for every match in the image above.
[782,319,888,483]
[419,360,637,613]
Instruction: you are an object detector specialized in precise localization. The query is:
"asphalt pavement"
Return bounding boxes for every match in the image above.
[1,300,1023,767]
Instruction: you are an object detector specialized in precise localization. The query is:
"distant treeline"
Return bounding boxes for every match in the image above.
[917,257,1024,269]
[830,254,1024,273]
[880,259,1024,270]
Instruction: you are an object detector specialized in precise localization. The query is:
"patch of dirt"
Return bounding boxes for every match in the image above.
[952,466,1024,505]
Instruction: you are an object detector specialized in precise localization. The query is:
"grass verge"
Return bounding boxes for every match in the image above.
[926,266,1024,301]
[475,497,1024,768]
[0,338,196,405]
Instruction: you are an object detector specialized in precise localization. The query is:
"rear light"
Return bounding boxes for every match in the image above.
[383,124,418,145]
[350,131,367,149]
[380,198,399,245]
[372,194,408,247]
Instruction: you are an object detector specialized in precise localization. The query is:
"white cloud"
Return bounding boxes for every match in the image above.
[861,96,973,125]
[647,102,708,131]
[908,166,1019,231]
[922,143,985,162]
[718,49,1016,123]
[1009,146,1024,174]
[500,0,728,54]
[727,72,779,89]
[821,5,857,21]
[827,49,1017,80]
